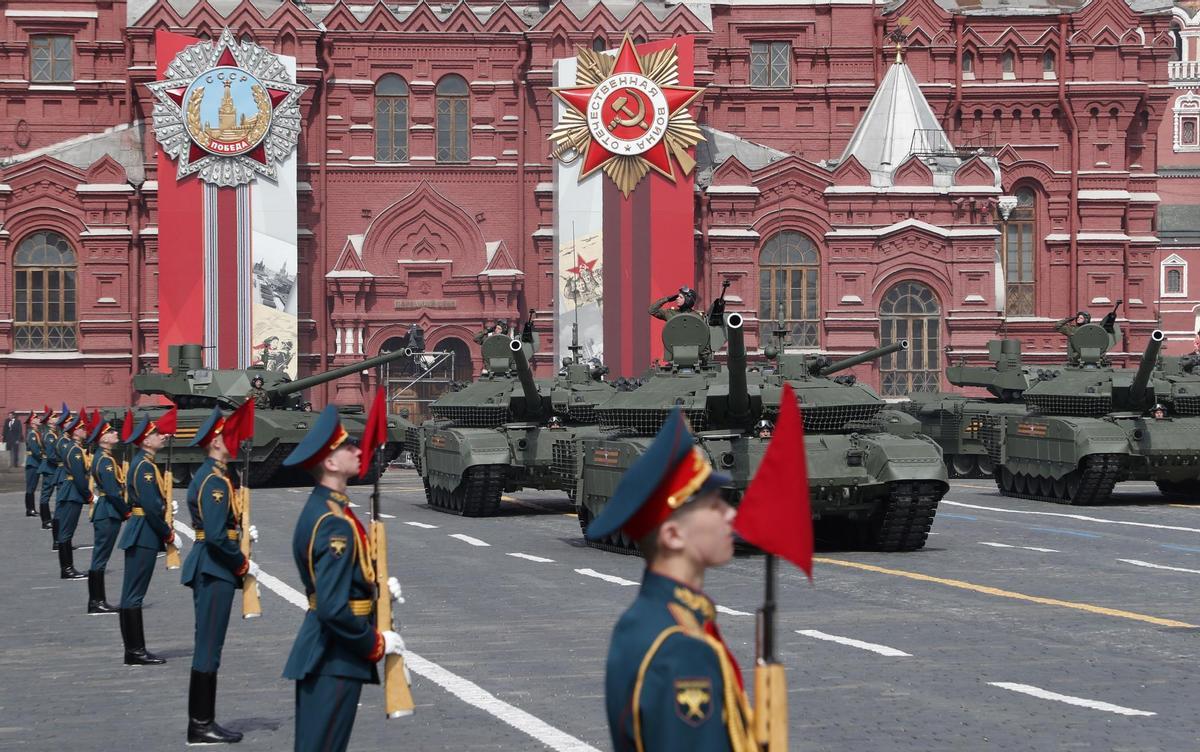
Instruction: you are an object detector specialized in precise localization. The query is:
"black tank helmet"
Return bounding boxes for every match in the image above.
[677,286,698,312]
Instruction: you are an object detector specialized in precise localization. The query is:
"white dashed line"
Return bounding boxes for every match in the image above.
[449,533,490,547]
[944,500,1200,534]
[979,542,1060,553]
[796,630,911,657]
[379,513,396,519]
[988,682,1155,717]
[171,519,600,752]
[716,605,753,617]
[1119,558,1200,575]
[575,568,638,586]
[508,553,555,563]
[404,521,438,529]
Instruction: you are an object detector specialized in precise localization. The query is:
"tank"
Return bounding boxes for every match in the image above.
[900,338,1054,478]
[980,326,1187,504]
[410,320,616,516]
[118,344,416,486]
[1149,353,1200,497]
[572,310,947,554]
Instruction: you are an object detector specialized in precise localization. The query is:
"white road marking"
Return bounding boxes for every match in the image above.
[508,553,555,563]
[1119,558,1200,575]
[379,513,396,519]
[171,519,600,752]
[449,533,490,547]
[404,521,438,529]
[988,682,1155,717]
[716,605,752,617]
[944,499,1200,534]
[575,568,638,586]
[979,541,1060,553]
[796,629,911,657]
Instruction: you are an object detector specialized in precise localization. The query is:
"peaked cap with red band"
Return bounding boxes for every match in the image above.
[585,408,731,542]
[282,404,354,470]
[122,415,159,446]
[186,406,226,449]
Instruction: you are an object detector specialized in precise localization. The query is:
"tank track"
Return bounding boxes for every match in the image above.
[994,453,1124,505]
[578,504,642,556]
[871,481,944,552]
[426,465,506,517]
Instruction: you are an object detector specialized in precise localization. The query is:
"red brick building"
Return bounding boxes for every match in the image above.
[0,0,1178,408]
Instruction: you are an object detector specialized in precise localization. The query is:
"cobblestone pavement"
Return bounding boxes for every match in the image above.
[3,473,1200,750]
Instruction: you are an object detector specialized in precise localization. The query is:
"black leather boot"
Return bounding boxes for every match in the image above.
[60,539,85,580]
[123,607,165,666]
[39,497,51,527]
[187,670,243,744]
[25,491,37,517]
[87,570,117,614]
[50,518,60,550]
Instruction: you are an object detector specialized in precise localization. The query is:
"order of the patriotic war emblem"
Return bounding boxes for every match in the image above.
[148,29,306,187]
[549,33,705,197]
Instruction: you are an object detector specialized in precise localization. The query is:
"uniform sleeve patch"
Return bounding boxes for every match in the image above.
[143,472,153,482]
[212,490,224,503]
[329,536,348,559]
[674,678,713,726]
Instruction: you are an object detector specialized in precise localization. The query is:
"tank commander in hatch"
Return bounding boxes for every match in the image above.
[248,374,270,409]
[1054,311,1091,338]
[648,286,699,322]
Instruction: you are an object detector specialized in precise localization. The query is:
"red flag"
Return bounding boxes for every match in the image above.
[359,387,389,479]
[156,404,178,436]
[121,409,135,441]
[76,404,87,429]
[223,400,256,459]
[90,409,101,433]
[734,382,814,578]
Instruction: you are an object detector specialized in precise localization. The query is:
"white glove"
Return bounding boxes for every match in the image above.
[248,524,259,543]
[246,559,261,579]
[387,576,404,604]
[172,499,179,515]
[383,630,405,656]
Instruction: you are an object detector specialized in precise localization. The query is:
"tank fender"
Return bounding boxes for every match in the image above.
[422,427,512,490]
[859,432,949,484]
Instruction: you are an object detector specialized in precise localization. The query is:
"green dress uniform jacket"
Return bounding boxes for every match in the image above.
[53,434,73,499]
[55,442,91,542]
[25,426,42,494]
[119,450,171,553]
[89,450,127,573]
[604,571,754,752]
[182,458,247,587]
[283,485,382,683]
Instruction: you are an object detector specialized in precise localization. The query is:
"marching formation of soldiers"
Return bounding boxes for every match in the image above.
[18,333,776,751]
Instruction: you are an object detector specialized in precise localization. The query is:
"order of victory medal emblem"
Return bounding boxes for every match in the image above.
[148,29,306,187]
[549,34,705,197]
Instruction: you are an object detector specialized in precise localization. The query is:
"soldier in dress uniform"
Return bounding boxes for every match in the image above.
[648,286,699,322]
[42,408,69,545]
[51,409,76,550]
[281,405,405,752]
[86,416,126,615]
[24,409,44,517]
[35,407,57,530]
[586,409,754,752]
[54,413,91,580]
[117,415,174,666]
[181,406,259,745]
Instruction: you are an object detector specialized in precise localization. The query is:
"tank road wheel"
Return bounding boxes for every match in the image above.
[950,455,976,478]
[1037,476,1053,498]
[997,468,1015,495]
[1051,477,1067,500]
[451,465,506,518]
[1013,473,1029,496]
[869,481,946,552]
[977,456,996,476]
[1156,479,1200,499]
[1051,455,1123,506]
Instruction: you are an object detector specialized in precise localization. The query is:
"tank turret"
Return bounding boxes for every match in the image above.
[945,339,1034,400]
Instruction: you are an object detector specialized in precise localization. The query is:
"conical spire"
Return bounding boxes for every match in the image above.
[837,59,956,186]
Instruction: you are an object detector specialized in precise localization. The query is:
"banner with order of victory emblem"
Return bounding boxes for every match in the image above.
[149,29,305,378]
[550,35,704,376]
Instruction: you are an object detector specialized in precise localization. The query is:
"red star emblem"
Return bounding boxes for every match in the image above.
[566,254,597,277]
[552,35,703,182]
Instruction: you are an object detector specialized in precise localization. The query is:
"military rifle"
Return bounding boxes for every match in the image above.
[753,553,788,751]
[163,435,181,570]
[1101,299,1124,334]
[521,310,537,344]
[367,387,415,718]
[707,278,733,326]
[239,438,261,618]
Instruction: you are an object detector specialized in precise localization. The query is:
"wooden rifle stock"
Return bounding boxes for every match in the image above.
[753,663,788,751]
[372,519,415,718]
[163,437,180,569]
[240,483,261,618]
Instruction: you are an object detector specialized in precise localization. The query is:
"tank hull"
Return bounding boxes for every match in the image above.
[902,394,1031,478]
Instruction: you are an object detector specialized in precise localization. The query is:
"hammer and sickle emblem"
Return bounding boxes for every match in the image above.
[607,90,650,133]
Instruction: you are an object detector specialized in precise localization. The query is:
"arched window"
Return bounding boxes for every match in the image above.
[879,281,940,396]
[1042,50,1056,78]
[433,336,474,381]
[1171,25,1183,63]
[592,36,607,52]
[14,231,77,351]
[1167,268,1183,294]
[1001,50,1015,78]
[962,50,975,78]
[375,74,409,162]
[758,231,820,347]
[436,75,469,164]
[999,187,1037,316]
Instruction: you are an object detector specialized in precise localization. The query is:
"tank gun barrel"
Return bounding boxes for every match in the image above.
[819,340,908,376]
[267,347,414,398]
[725,313,752,425]
[1129,330,1165,405]
[508,338,544,418]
